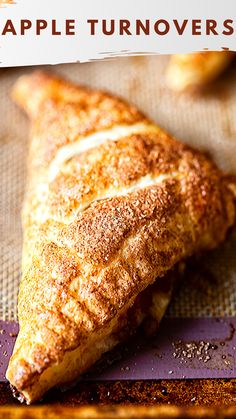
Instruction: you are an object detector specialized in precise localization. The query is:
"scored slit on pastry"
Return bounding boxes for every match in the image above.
[6,71,236,403]
[48,122,161,181]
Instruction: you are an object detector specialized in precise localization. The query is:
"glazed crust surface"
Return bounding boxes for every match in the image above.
[6,72,236,403]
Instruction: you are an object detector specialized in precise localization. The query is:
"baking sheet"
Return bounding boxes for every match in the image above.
[0,318,235,382]
[1,56,236,321]
[0,56,236,382]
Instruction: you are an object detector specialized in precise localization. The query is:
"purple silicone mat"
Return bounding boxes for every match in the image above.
[0,317,235,382]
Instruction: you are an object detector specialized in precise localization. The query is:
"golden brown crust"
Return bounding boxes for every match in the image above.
[13,72,146,168]
[6,71,236,403]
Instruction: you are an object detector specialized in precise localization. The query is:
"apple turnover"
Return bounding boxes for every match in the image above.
[6,72,235,403]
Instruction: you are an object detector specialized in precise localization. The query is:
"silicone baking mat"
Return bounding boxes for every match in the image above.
[0,56,236,381]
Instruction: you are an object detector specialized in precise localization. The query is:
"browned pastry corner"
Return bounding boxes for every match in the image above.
[6,71,236,404]
[167,51,235,92]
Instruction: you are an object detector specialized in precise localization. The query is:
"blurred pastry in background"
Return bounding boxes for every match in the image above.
[166,51,235,92]
[0,0,14,5]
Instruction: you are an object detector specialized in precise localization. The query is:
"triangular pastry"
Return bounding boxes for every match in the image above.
[6,72,235,403]
[167,51,234,92]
